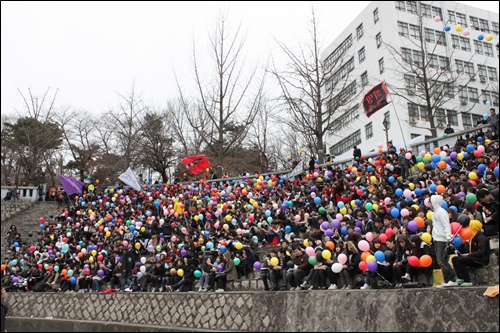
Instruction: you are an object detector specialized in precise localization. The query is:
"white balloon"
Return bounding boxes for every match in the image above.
[140,265,146,273]
[141,257,146,264]
[332,263,343,273]
[81,248,87,254]
[160,219,165,226]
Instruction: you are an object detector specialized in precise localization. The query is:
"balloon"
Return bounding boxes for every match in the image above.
[379,234,388,244]
[463,29,470,36]
[253,262,262,270]
[367,260,378,272]
[455,25,462,33]
[177,269,184,277]
[140,265,146,273]
[434,16,441,22]
[444,25,451,32]
[365,232,374,242]
[414,217,425,228]
[374,251,385,262]
[478,34,484,41]
[325,241,335,251]
[305,246,315,257]
[391,208,399,218]
[322,250,331,260]
[98,269,104,277]
[233,258,241,266]
[426,211,433,220]
[331,263,343,273]
[419,255,432,268]
[270,257,279,266]
[466,193,477,204]
[451,236,463,248]
[457,214,470,227]
[308,256,317,265]
[358,240,370,252]
[421,232,432,243]
[194,270,202,279]
[459,228,473,241]
[486,34,493,41]
[338,253,347,265]
[401,208,409,217]
[385,228,394,238]
[358,261,368,271]
[408,256,420,267]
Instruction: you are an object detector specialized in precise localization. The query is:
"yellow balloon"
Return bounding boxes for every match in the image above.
[270,257,279,266]
[356,176,360,182]
[426,211,433,220]
[322,250,332,260]
[317,177,323,182]
[373,204,379,211]
[89,257,94,263]
[140,227,145,233]
[286,251,291,257]
[194,215,199,221]
[235,242,243,250]
[303,239,309,247]
[412,205,419,211]
[170,268,176,276]
[486,34,493,41]
[225,215,231,221]
[340,207,347,215]
[351,200,357,208]
[409,183,415,190]
[455,25,462,32]
[424,153,432,161]
[106,231,111,237]
[135,243,141,250]
[418,162,425,170]
[300,148,305,153]
[366,255,376,263]
[485,139,491,145]
[370,176,376,183]
[198,238,204,244]
[91,250,97,257]
[421,232,432,243]
[468,172,477,180]
[177,269,184,277]
[457,153,464,161]
[352,167,357,173]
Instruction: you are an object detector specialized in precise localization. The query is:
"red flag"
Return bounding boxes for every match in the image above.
[181,155,211,175]
[362,81,390,118]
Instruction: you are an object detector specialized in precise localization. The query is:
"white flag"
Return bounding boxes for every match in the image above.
[288,159,305,179]
[119,167,142,192]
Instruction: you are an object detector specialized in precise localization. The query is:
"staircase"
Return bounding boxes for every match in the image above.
[1,201,59,259]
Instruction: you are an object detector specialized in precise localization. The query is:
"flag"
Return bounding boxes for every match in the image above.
[288,159,305,179]
[118,167,142,191]
[363,81,390,118]
[58,175,85,195]
[181,155,211,175]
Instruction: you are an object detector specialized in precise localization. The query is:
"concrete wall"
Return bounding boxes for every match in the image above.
[4,288,499,332]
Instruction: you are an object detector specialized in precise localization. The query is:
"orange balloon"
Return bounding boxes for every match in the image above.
[434,147,441,155]
[361,251,371,262]
[459,228,473,241]
[74,196,79,201]
[438,161,447,169]
[325,241,335,251]
[95,179,100,184]
[419,255,432,268]
[415,217,425,228]
[1,264,6,271]
[78,252,83,258]
[61,269,68,276]
[99,226,104,231]
[436,185,446,194]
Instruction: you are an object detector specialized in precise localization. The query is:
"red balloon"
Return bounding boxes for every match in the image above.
[97,255,104,261]
[356,189,363,196]
[385,228,394,238]
[358,261,368,271]
[379,234,388,244]
[408,256,420,267]
[450,222,461,235]
[473,150,482,157]
[48,266,54,272]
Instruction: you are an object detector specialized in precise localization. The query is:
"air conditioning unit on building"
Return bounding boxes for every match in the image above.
[469,74,476,81]
[409,118,417,125]
[480,76,487,83]
[460,98,468,105]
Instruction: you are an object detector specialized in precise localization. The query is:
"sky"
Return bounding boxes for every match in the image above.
[1,1,498,117]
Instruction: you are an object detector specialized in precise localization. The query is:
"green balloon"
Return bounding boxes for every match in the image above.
[156,246,162,252]
[194,270,202,279]
[233,258,241,266]
[443,134,448,138]
[365,203,373,211]
[466,193,477,204]
[308,256,317,265]
[201,246,206,252]
[287,201,293,207]
[257,222,262,228]
[54,266,60,272]
[416,156,423,163]
[318,207,326,214]
[267,217,273,223]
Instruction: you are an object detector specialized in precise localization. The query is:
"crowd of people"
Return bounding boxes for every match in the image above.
[1,110,499,294]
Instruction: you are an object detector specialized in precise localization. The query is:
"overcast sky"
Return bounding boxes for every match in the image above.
[1,1,498,117]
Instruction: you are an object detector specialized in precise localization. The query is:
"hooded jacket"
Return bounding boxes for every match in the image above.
[431,195,451,242]
[222,251,238,282]
[467,220,490,265]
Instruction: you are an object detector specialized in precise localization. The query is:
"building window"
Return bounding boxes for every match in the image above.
[467,87,479,103]
[398,21,409,37]
[395,1,406,12]
[328,80,357,110]
[459,86,468,104]
[376,33,382,48]
[329,105,360,134]
[358,47,366,63]
[431,6,442,18]
[408,103,430,121]
[332,57,355,85]
[479,19,490,32]
[421,3,431,18]
[455,13,467,26]
[405,74,416,93]
[487,67,498,82]
[455,60,474,76]
[409,24,421,39]
[477,65,487,81]
[481,90,500,107]
[330,130,362,156]
[470,16,479,29]
[365,122,373,139]
[462,113,473,128]
[324,34,353,71]
[493,22,499,34]
[384,111,391,129]
[407,1,417,14]
[356,24,364,40]
[424,28,435,44]
[402,47,423,67]
[361,71,368,87]
[484,43,494,57]
[379,58,384,74]
[447,110,458,126]
[373,8,379,24]
[451,35,471,52]
[435,108,446,125]
[448,10,456,24]
[474,40,484,55]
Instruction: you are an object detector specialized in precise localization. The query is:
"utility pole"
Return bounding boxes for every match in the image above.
[382,119,390,149]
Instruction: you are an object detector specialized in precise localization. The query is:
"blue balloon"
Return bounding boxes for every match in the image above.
[414,188,422,197]
[478,164,486,173]
[441,201,448,209]
[219,245,227,253]
[444,25,451,31]
[396,202,401,210]
[450,206,458,213]
[105,202,110,207]
[431,155,441,163]
[39,224,44,230]
[374,251,385,262]
[391,208,400,218]
[285,225,291,233]
[265,210,271,217]
[463,152,468,159]
[367,166,373,172]
[355,199,362,207]
[395,188,403,197]
[478,34,484,41]
[129,225,135,232]
[198,214,204,221]
[451,236,462,248]
[429,184,437,193]
[466,144,475,152]
[477,136,483,142]
[337,201,345,209]
[388,176,395,183]
[495,166,499,177]
[70,277,77,285]
[314,197,321,205]
[146,211,151,216]
[137,205,142,209]
[13,242,19,248]
[155,201,160,207]
[341,226,348,235]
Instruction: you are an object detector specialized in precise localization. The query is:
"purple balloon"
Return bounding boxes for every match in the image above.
[310,186,316,192]
[367,260,378,272]
[98,269,104,277]
[160,233,164,238]
[407,221,418,233]
[281,203,287,210]
[321,221,330,230]
[181,249,187,256]
[325,229,334,237]
[116,257,121,262]
[327,171,333,178]
[12,277,19,283]
[353,161,358,167]
[253,262,262,270]
[450,152,457,160]
[356,220,363,228]
[217,264,224,273]
[332,219,341,228]
[457,192,465,198]
[93,245,98,251]
[354,227,362,234]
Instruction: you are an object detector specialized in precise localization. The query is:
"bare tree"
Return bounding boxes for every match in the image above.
[268,6,361,164]
[383,3,483,138]
[177,9,265,178]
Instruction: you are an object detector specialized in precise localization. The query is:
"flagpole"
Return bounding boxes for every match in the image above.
[384,80,408,150]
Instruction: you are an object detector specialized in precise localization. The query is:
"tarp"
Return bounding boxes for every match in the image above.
[58,175,85,195]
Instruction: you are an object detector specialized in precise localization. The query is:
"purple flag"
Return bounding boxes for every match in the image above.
[59,175,85,195]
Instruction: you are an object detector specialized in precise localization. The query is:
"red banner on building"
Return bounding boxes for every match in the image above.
[181,155,211,175]
[363,81,390,118]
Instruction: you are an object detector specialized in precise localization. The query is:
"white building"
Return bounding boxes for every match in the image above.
[322,1,499,159]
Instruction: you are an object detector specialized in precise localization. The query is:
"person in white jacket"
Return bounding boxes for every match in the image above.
[431,195,458,288]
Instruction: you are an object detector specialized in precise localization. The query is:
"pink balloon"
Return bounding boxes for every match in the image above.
[305,246,315,256]
[365,232,374,242]
[377,143,383,149]
[338,253,347,265]
[434,16,441,22]
[358,240,370,252]
[171,236,177,242]
[295,215,301,222]
[310,192,316,198]
[477,145,485,152]
[463,30,470,36]
[424,198,431,208]
[336,213,343,221]
[403,189,412,198]
[384,197,391,205]
[420,150,427,157]
[401,208,410,217]
[122,241,128,247]
[405,153,412,160]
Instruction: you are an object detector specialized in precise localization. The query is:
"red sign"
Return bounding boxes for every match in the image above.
[363,82,390,118]
[181,155,211,175]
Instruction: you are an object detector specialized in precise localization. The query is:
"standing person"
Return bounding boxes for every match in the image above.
[444,124,455,134]
[308,157,315,175]
[489,108,499,133]
[1,287,6,332]
[353,146,362,161]
[431,195,458,288]
[120,242,135,291]
[398,148,409,180]
[10,184,20,207]
[37,184,44,202]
